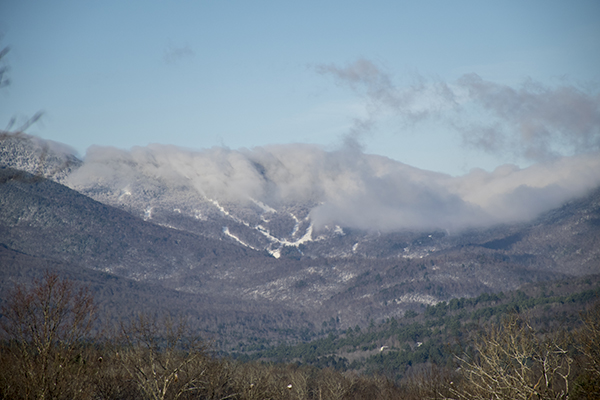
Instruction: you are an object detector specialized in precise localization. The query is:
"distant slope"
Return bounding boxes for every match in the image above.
[0,166,264,281]
[1,133,599,335]
[0,243,311,342]
[0,167,316,338]
[2,165,599,333]
[232,274,600,381]
[0,132,81,182]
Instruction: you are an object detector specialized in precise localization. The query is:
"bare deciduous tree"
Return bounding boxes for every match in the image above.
[402,363,455,400]
[0,272,97,399]
[447,314,572,400]
[572,301,600,398]
[0,45,10,89]
[314,368,351,400]
[117,313,215,400]
[578,301,600,378]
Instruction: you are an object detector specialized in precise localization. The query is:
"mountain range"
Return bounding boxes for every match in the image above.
[1,133,599,342]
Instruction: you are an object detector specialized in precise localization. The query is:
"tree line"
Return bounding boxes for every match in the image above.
[1,272,599,399]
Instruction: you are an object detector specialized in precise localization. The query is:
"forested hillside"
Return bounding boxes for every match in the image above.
[1,273,598,399]
[232,275,600,379]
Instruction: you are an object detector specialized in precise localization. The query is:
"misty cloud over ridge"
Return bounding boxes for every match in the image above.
[66,143,600,232]
[6,56,598,233]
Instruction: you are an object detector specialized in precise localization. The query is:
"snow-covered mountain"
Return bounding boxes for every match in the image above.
[2,133,600,332]
[0,132,81,182]
[6,133,600,260]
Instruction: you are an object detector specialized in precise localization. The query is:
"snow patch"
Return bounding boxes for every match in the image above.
[250,197,276,214]
[270,248,281,259]
[222,227,259,251]
[118,187,132,201]
[208,198,250,227]
[393,293,439,306]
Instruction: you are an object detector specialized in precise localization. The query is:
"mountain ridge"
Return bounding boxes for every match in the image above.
[1,134,599,334]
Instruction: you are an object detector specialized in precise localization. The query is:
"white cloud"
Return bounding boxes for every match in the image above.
[63,59,600,232]
[67,143,600,232]
[316,59,600,163]
[456,74,600,161]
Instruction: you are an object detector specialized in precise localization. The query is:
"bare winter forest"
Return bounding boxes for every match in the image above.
[1,273,599,399]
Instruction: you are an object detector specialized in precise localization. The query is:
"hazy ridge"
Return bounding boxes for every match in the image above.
[1,133,599,339]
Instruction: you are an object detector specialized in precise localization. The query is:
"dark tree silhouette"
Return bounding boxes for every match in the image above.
[0,272,97,399]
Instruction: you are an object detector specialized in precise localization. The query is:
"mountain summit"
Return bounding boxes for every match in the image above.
[1,134,599,331]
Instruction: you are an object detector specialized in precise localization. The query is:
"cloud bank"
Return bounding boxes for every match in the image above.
[67,143,600,232]
[56,58,600,233]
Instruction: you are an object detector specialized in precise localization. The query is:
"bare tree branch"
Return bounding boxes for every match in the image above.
[0,272,97,399]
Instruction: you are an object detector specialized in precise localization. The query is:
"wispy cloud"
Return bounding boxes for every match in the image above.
[456,73,600,161]
[316,59,459,153]
[316,59,600,163]
[162,42,194,65]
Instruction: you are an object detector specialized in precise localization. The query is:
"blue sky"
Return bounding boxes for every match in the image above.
[1,0,599,176]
